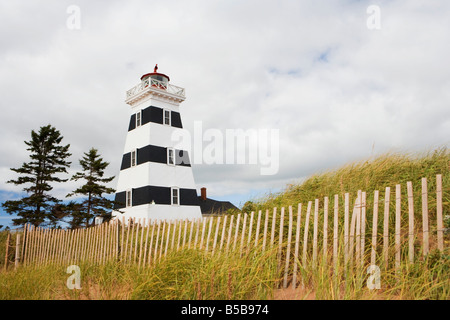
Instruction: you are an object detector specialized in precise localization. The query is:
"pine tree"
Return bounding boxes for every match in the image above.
[63,201,85,229]
[2,125,71,227]
[67,148,115,228]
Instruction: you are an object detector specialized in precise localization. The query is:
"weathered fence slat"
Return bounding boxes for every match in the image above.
[247,211,254,253]
[199,218,206,250]
[95,224,102,264]
[52,229,60,263]
[176,220,182,251]
[226,215,234,252]
[371,190,379,266]
[349,193,358,266]
[262,210,269,251]
[154,221,161,262]
[165,220,171,257]
[255,210,262,248]
[4,233,10,271]
[188,219,194,249]
[240,213,248,256]
[30,227,36,265]
[323,197,329,262]
[129,218,135,262]
[436,174,443,252]
[160,220,166,260]
[407,182,415,264]
[212,217,220,255]
[204,218,211,252]
[148,222,156,265]
[270,208,277,248]
[21,225,27,264]
[124,219,130,263]
[23,225,30,265]
[182,219,188,249]
[333,195,339,270]
[421,178,429,256]
[38,228,48,266]
[134,218,141,263]
[171,220,177,251]
[344,193,350,265]
[120,217,124,261]
[292,203,302,289]
[302,201,312,265]
[142,220,150,268]
[360,191,366,268]
[312,199,319,266]
[383,187,391,268]
[277,207,285,270]
[233,214,241,251]
[14,234,21,269]
[219,215,227,253]
[283,206,293,288]
[395,184,401,270]
[25,225,32,265]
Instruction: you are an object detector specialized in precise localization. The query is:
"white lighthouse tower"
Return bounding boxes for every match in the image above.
[113,65,202,222]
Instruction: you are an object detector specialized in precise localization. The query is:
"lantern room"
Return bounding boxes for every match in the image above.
[140,64,170,89]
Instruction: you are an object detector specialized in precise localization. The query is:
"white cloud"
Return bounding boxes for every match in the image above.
[0,0,449,212]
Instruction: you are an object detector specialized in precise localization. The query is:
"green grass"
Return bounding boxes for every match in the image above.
[1,246,448,300]
[1,147,448,300]
[0,230,17,270]
[130,248,278,300]
[242,147,450,299]
[293,240,449,300]
[245,147,449,216]
[0,247,279,300]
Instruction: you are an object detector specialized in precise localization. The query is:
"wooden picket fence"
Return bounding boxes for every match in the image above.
[5,175,448,289]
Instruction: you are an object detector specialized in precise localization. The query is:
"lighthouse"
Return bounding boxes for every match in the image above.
[113,65,202,222]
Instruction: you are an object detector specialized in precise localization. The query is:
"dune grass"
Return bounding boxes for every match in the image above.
[0,147,448,300]
[247,147,449,216]
[243,147,450,300]
[0,247,279,300]
[293,237,449,300]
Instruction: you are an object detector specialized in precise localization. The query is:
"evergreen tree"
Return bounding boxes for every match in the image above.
[63,201,85,229]
[67,148,115,228]
[2,125,71,227]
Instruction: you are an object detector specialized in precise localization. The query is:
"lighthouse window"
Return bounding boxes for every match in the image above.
[131,149,137,167]
[126,190,132,207]
[164,109,171,126]
[167,148,175,165]
[136,111,142,127]
[171,187,179,206]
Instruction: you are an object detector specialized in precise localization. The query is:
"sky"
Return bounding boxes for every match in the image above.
[1,0,449,229]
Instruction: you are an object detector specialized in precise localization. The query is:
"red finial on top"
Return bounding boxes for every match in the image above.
[140,64,170,81]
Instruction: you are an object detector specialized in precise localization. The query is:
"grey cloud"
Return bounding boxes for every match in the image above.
[1,0,449,206]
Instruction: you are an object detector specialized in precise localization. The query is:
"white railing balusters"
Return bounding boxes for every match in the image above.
[126,77,185,100]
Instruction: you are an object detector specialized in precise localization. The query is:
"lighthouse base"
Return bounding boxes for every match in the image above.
[112,204,202,224]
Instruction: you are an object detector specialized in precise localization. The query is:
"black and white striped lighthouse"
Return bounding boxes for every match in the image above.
[113,65,202,222]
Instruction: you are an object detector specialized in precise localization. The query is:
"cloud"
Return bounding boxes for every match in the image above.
[0,0,449,217]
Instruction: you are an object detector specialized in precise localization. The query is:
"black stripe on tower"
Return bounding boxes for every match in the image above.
[142,106,163,125]
[120,145,191,170]
[113,186,200,209]
[128,105,183,131]
[171,111,182,128]
[128,113,136,131]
